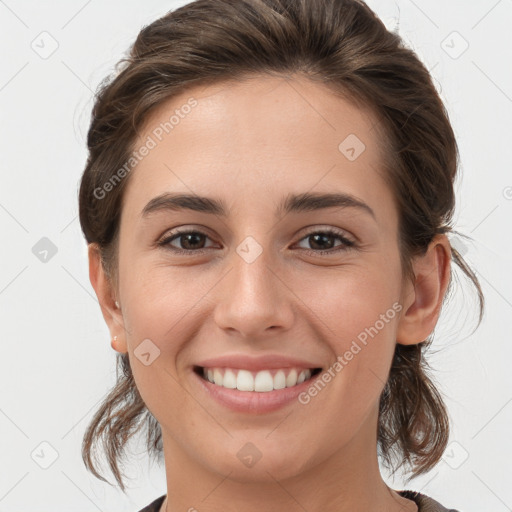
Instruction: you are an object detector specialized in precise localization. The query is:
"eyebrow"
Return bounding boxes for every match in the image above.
[141,191,376,221]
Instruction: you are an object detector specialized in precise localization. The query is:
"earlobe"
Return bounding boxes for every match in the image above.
[396,234,451,346]
[88,243,128,353]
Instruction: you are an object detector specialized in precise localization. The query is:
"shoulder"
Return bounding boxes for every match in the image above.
[136,494,166,512]
[398,490,461,512]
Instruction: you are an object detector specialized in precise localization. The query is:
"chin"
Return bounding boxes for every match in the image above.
[200,439,314,483]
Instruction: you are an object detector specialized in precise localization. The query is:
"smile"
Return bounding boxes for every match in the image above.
[191,364,325,414]
[196,366,322,392]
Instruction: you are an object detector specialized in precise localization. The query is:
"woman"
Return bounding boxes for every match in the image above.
[78,0,484,511]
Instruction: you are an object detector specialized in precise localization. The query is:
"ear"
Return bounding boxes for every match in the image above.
[88,243,128,354]
[396,234,452,345]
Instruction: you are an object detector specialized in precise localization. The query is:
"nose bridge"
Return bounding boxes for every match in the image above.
[213,237,293,335]
[234,240,277,301]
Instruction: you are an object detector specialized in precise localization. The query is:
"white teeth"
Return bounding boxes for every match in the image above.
[223,369,237,389]
[213,369,223,386]
[286,369,298,387]
[201,367,314,392]
[273,370,286,390]
[237,369,254,391]
[254,370,273,392]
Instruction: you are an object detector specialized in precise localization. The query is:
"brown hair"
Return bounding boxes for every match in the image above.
[79,0,485,491]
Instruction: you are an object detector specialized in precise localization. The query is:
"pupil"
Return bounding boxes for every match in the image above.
[310,233,333,250]
[183,233,204,249]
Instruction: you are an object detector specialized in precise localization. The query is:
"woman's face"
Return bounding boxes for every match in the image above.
[110,74,415,481]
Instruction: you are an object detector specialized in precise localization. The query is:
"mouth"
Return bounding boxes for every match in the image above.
[193,365,323,392]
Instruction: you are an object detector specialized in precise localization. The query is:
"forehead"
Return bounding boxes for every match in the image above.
[123,74,396,229]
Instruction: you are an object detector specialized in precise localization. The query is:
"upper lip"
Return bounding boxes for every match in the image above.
[195,353,323,372]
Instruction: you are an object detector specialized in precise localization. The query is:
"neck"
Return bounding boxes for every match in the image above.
[158,407,417,512]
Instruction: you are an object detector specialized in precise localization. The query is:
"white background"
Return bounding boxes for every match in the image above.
[0,1,511,510]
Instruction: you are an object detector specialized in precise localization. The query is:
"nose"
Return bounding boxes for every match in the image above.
[212,245,295,338]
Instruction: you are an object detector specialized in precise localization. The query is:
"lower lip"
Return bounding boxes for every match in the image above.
[191,368,322,414]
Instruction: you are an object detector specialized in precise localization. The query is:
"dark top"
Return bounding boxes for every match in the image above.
[137,490,460,511]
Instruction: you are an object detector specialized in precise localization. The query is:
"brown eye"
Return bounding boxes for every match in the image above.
[158,230,215,254]
[295,229,356,256]
[157,227,356,257]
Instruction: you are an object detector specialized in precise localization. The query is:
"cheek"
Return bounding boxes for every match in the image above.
[117,261,200,414]
[302,265,401,391]
[299,260,402,336]
[119,255,208,340]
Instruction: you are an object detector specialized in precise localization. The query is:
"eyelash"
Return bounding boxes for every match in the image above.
[157,227,356,256]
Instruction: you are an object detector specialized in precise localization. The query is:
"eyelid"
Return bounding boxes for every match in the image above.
[158,224,355,241]
[156,224,216,243]
[157,224,357,255]
[293,226,356,254]
[298,224,354,241]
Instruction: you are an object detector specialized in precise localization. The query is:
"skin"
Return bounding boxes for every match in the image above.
[89,74,451,512]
